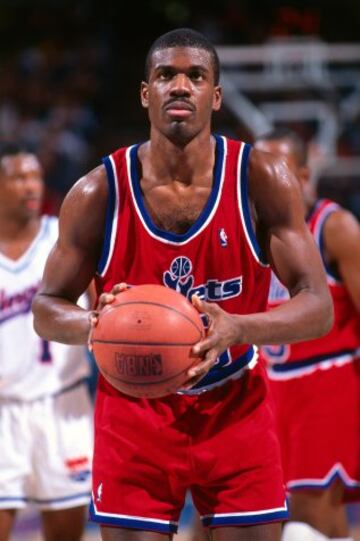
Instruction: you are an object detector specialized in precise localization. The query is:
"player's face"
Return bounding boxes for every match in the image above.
[0,153,44,220]
[141,47,222,145]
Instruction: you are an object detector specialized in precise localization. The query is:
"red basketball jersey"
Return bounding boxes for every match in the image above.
[263,199,360,379]
[95,135,271,393]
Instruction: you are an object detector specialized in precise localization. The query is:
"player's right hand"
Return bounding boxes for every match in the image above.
[87,282,128,351]
[96,282,129,312]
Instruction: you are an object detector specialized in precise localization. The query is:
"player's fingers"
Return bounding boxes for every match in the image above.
[97,292,116,309]
[192,334,218,356]
[179,374,203,390]
[191,294,204,312]
[87,311,99,352]
[89,312,99,327]
[112,282,128,294]
[187,351,217,379]
[192,295,219,317]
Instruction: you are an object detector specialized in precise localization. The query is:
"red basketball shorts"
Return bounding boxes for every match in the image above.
[269,358,360,502]
[90,362,288,534]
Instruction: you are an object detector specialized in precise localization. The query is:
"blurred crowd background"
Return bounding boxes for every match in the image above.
[1,1,359,539]
[1,0,359,216]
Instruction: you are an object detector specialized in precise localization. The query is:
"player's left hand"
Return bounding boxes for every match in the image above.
[180,295,241,390]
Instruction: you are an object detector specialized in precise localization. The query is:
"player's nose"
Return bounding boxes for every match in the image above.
[24,175,43,195]
[169,73,191,95]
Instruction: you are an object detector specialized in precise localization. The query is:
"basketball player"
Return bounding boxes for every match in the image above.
[255,129,360,541]
[32,29,333,541]
[0,142,93,541]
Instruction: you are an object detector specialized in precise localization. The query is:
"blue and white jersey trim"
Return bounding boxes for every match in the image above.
[97,155,120,277]
[312,201,341,285]
[127,135,227,245]
[201,501,289,527]
[178,346,258,395]
[90,497,178,533]
[288,463,360,492]
[268,348,359,380]
[237,143,268,267]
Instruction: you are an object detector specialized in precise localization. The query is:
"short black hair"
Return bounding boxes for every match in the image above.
[145,28,220,84]
[256,128,308,166]
[0,141,36,173]
[0,141,34,161]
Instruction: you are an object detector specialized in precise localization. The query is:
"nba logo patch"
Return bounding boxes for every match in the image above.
[219,228,228,247]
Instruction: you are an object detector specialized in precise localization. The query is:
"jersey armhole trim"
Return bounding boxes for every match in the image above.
[97,155,119,276]
[314,203,342,283]
[237,143,268,267]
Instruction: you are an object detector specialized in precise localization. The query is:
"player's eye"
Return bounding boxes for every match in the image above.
[158,69,173,80]
[189,70,204,81]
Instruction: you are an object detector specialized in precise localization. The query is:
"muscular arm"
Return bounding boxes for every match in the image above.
[32,166,108,344]
[323,209,360,311]
[191,150,333,373]
[240,148,333,344]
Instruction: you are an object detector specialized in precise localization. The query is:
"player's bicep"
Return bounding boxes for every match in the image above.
[40,167,107,301]
[250,151,326,296]
[40,238,97,302]
[268,224,326,297]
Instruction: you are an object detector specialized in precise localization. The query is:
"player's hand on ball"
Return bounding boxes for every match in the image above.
[97,283,129,312]
[87,282,128,351]
[181,295,240,390]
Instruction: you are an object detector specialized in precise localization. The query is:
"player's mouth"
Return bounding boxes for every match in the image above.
[165,100,195,119]
[24,197,41,210]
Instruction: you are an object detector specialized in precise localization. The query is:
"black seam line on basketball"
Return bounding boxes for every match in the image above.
[93,340,198,346]
[104,301,203,337]
[100,366,189,385]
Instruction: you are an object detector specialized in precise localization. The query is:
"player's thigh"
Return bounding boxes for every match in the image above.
[41,505,87,541]
[289,482,348,537]
[210,523,282,541]
[0,509,17,541]
[101,526,173,540]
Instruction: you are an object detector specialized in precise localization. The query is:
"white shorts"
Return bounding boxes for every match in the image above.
[0,381,93,510]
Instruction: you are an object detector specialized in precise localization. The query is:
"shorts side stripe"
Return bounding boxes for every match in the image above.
[288,463,360,491]
[201,502,289,527]
[89,499,178,534]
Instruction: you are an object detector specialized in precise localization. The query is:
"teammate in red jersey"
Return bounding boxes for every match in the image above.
[33,29,332,541]
[256,129,360,541]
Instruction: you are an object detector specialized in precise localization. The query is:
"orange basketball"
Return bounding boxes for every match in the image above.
[90,284,205,398]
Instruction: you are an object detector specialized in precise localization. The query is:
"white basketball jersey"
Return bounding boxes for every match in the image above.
[0,216,90,400]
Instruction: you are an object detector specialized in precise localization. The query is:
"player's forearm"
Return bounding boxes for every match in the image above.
[32,294,94,345]
[237,289,334,346]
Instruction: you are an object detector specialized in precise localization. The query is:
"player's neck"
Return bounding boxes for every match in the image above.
[144,130,215,185]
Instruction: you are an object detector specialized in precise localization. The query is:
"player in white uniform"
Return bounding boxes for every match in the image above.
[0,142,93,541]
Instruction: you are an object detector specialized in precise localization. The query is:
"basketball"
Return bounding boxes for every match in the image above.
[90,284,205,398]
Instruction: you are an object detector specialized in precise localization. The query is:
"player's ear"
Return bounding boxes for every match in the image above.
[212,85,222,112]
[141,81,149,109]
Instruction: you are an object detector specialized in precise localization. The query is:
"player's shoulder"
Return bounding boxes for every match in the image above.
[60,164,108,219]
[57,165,109,247]
[324,204,360,239]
